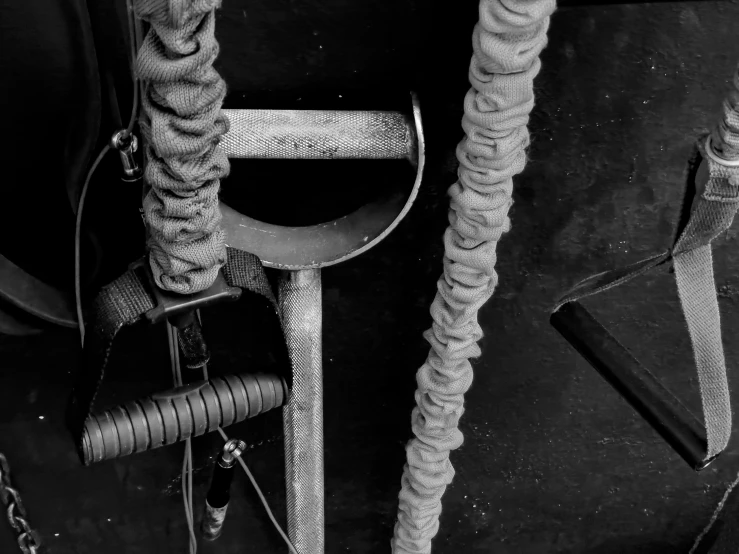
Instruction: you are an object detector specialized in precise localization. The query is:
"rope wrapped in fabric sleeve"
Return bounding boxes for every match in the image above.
[134,0,230,294]
[392,1,556,552]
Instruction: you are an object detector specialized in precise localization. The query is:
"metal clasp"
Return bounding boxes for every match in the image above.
[111,130,143,182]
[219,439,247,468]
[705,135,739,168]
[129,258,242,368]
[129,258,242,326]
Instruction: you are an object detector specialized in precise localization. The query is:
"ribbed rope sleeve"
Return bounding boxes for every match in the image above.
[134,0,230,294]
[391,2,555,552]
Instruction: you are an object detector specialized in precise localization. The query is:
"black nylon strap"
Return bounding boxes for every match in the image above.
[222,248,279,317]
[68,247,283,460]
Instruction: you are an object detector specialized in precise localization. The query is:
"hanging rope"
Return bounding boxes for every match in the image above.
[710,65,739,162]
[134,0,230,294]
[392,1,556,552]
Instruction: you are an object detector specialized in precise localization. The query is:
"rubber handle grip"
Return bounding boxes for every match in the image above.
[81,372,288,465]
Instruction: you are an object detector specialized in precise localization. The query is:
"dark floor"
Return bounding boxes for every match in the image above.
[3,1,739,553]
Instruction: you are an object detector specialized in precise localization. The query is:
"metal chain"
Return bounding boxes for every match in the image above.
[0,453,41,554]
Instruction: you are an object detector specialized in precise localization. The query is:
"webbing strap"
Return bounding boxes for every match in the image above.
[68,247,281,460]
[672,152,739,457]
[674,246,731,457]
[554,139,739,464]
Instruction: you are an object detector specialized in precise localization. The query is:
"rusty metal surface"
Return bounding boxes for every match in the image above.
[221,94,425,269]
[279,269,324,554]
[221,109,414,160]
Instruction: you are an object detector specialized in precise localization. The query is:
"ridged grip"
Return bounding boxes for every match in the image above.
[81,372,287,465]
[279,269,324,554]
[221,109,414,160]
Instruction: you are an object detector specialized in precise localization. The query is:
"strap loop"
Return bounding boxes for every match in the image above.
[552,142,739,469]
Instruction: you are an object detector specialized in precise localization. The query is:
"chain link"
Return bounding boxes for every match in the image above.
[0,454,41,554]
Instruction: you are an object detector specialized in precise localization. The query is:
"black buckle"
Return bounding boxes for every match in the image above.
[129,257,243,369]
[129,257,242,326]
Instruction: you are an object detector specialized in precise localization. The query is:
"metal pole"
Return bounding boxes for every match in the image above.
[551,301,713,471]
[279,268,324,553]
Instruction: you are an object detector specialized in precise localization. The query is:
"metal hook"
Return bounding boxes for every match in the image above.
[111,130,142,182]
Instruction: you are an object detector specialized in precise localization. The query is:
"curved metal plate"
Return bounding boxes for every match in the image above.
[222,92,425,269]
[0,253,77,328]
[0,300,44,336]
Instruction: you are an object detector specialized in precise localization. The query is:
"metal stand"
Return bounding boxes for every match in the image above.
[280,269,324,553]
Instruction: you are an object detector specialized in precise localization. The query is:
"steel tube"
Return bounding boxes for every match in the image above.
[551,300,712,471]
[221,109,414,160]
[279,268,324,554]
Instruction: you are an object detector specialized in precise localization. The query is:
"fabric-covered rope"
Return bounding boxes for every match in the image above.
[134,0,230,294]
[391,1,556,552]
[710,65,739,162]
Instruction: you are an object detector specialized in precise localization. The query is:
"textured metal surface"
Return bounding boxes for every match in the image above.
[221,93,425,269]
[81,372,288,464]
[280,269,324,554]
[221,109,414,160]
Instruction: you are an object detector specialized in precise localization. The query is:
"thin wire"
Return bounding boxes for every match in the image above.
[75,144,112,345]
[75,0,141,347]
[180,445,193,527]
[168,322,198,553]
[688,466,739,553]
[133,12,146,127]
[195,311,298,554]
[125,0,140,135]
[133,13,144,54]
[182,439,197,552]
[188,441,196,552]
[215,427,299,554]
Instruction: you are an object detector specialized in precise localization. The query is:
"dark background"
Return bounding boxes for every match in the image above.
[1,0,739,552]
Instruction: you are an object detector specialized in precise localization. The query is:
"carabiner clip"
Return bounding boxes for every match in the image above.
[111,130,143,182]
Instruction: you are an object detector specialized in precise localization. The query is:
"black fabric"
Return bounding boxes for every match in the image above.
[0,0,102,290]
[221,248,280,317]
[0,0,143,314]
[68,247,287,463]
